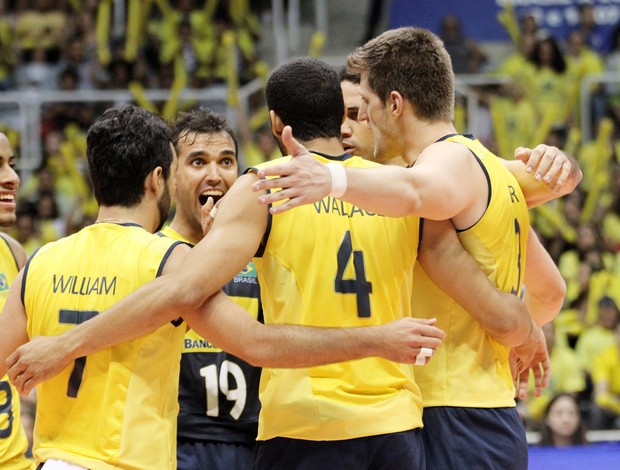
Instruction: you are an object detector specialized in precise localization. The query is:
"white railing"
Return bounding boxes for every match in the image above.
[0,78,265,181]
[0,71,615,181]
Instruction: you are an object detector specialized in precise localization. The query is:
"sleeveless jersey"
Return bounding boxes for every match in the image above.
[250,153,422,441]
[414,134,530,408]
[0,235,34,470]
[159,226,263,444]
[22,223,185,470]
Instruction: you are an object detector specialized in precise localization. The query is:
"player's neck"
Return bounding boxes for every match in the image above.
[301,136,345,157]
[169,216,201,245]
[402,119,457,164]
[96,206,152,232]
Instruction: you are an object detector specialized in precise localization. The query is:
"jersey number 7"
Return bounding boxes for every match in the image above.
[59,309,99,397]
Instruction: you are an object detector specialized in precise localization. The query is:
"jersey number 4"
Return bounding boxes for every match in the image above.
[334,231,373,317]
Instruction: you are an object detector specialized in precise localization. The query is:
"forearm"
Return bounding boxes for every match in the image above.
[54,275,192,362]
[186,291,383,367]
[523,227,566,326]
[418,220,531,347]
[342,166,421,217]
[187,291,445,367]
[245,323,385,368]
[523,286,564,327]
[0,276,30,376]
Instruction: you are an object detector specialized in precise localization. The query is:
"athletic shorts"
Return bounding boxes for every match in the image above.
[177,440,255,470]
[421,406,527,470]
[253,429,424,470]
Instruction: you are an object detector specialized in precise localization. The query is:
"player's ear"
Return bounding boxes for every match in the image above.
[146,166,164,196]
[389,90,404,117]
[269,110,285,138]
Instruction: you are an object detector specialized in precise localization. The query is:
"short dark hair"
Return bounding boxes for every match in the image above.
[86,105,174,207]
[338,66,360,85]
[170,106,238,157]
[265,57,343,142]
[347,27,455,122]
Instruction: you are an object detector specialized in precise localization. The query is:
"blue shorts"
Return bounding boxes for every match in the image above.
[177,440,255,470]
[422,407,527,470]
[253,429,424,470]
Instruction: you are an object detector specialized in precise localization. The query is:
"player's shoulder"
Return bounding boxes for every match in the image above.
[0,231,27,269]
[248,156,292,173]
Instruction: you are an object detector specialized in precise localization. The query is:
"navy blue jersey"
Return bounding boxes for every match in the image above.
[160,227,263,444]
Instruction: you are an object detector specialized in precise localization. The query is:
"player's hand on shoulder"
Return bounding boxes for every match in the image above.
[514,144,581,190]
[253,126,332,214]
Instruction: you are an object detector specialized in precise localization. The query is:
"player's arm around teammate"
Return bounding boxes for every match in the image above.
[2,170,445,396]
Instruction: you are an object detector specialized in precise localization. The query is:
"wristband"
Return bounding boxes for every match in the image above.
[327,163,347,198]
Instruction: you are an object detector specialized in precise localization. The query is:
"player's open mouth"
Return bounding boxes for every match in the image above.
[199,191,223,206]
[0,193,15,204]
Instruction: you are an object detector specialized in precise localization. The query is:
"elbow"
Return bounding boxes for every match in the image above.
[541,286,566,324]
[492,317,532,348]
[230,323,270,367]
[488,296,532,347]
[527,279,566,325]
[175,280,213,312]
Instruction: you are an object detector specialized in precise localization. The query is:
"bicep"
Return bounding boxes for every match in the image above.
[413,144,484,221]
[418,219,492,311]
[418,219,530,345]
[170,174,269,302]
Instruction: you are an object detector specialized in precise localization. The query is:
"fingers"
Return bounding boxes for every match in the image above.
[282,125,310,158]
[537,357,551,394]
[21,378,35,397]
[552,161,571,188]
[9,367,32,396]
[6,351,24,383]
[253,166,292,190]
[201,196,215,215]
[200,197,215,236]
[516,371,530,400]
[516,144,572,186]
[414,346,435,366]
[513,147,530,166]
[269,197,306,215]
[416,322,446,341]
[257,186,293,205]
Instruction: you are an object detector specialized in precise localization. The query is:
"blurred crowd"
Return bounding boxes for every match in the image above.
[1,0,620,450]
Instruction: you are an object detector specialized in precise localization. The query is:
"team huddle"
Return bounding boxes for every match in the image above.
[0,27,581,470]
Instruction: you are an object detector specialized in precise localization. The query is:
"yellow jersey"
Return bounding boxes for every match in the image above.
[0,234,34,470]
[414,134,530,408]
[22,223,184,470]
[251,153,422,441]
